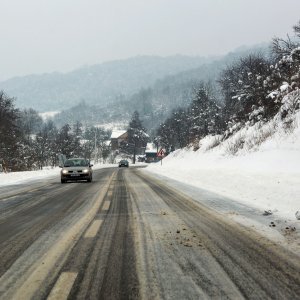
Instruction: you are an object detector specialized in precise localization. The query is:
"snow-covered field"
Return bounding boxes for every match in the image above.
[39,111,60,121]
[0,167,59,186]
[146,111,300,221]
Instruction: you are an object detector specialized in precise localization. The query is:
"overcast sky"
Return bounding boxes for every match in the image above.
[1,0,300,81]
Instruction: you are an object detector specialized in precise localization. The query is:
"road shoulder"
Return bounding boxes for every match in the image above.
[141,168,300,256]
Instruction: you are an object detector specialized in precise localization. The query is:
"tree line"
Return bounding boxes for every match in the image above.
[156,21,300,150]
[0,94,111,171]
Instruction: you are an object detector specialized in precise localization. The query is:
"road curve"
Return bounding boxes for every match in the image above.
[0,167,299,299]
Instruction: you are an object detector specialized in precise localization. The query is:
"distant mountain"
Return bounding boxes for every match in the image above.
[0,55,220,111]
[53,43,270,132]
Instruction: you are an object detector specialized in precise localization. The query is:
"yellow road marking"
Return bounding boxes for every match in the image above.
[84,220,103,238]
[47,272,77,300]
[102,200,111,211]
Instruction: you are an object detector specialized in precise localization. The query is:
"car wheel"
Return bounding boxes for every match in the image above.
[61,179,66,184]
[87,177,92,182]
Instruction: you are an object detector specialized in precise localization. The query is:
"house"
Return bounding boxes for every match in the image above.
[110,130,128,151]
[145,143,159,163]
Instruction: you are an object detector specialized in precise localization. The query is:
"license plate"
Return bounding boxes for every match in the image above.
[71,174,80,177]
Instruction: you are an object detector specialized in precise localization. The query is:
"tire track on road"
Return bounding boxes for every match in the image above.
[134,170,300,299]
[0,169,114,300]
[45,169,139,300]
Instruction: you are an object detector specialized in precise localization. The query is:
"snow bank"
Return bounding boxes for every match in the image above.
[146,108,300,220]
[0,167,60,186]
[0,163,115,186]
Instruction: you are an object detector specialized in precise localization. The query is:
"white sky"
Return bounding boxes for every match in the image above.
[1,0,300,80]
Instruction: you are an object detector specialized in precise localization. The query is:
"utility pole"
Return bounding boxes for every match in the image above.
[133,141,136,164]
[94,129,97,164]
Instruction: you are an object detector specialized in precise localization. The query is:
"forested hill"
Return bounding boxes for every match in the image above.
[0,55,218,112]
[53,44,268,130]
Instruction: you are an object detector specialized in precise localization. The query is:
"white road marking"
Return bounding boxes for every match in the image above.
[47,272,78,300]
[4,172,116,300]
[84,220,103,238]
[102,200,111,211]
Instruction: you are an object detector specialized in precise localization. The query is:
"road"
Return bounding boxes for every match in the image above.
[0,167,300,299]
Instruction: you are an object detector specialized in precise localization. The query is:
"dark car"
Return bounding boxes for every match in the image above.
[60,158,93,183]
[118,160,129,168]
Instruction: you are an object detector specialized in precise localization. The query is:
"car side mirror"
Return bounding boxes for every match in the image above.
[59,165,63,168]
[90,164,93,167]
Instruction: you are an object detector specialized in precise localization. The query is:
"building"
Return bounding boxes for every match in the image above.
[110,130,128,151]
[145,143,159,163]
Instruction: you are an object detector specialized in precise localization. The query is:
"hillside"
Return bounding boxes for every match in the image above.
[53,43,269,131]
[0,55,217,111]
[146,90,300,221]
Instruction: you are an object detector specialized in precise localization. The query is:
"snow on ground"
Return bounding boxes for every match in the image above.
[95,121,127,131]
[0,167,60,186]
[0,163,115,187]
[39,111,60,121]
[145,109,300,252]
[146,111,300,221]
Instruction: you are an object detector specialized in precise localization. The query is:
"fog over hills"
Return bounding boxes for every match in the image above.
[0,43,269,132]
[52,43,269,131]
[0,55,219,112]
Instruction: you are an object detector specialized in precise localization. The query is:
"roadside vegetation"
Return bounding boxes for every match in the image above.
[156,21,300,153]
[0,99,111,171]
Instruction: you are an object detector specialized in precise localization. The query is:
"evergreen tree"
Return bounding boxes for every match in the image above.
[170,108,191,148]
[127,111,148,163]
[156,83,223,150]
[156,118,173,150]
[190,83,223,141]
[72,121,83,157]
[33,121,58,169]
[56,124,74,158]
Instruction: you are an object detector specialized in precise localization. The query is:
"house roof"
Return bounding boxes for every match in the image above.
[145,143,157,153]
[110,130,127,139]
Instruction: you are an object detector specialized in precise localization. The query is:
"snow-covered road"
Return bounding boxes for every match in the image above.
[1,167,299,299]
[1,158,299,255]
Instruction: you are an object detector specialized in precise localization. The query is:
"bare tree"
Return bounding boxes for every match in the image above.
[293,20,300,38]
[271,35,298,60]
